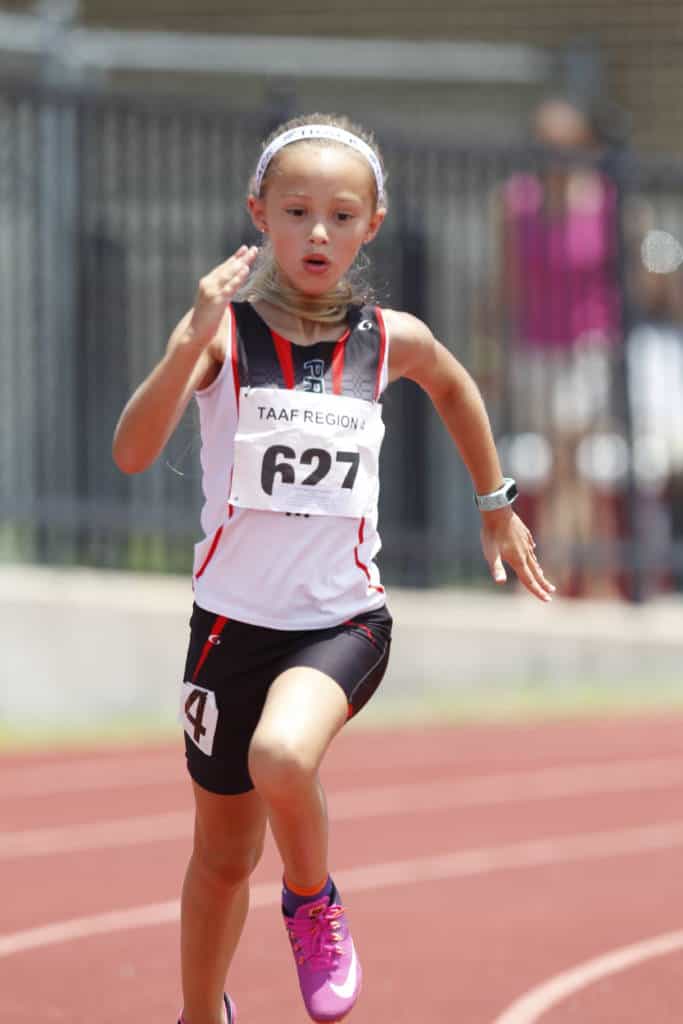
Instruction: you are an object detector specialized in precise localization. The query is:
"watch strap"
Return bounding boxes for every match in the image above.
[474,477,518,511]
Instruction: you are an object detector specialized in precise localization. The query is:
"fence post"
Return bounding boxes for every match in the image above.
[34,1,82,561]
[609,142,645,602]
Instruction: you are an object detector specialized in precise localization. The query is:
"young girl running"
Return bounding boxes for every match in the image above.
[113,113,554,1024]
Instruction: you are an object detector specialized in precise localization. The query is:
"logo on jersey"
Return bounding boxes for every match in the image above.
[358,319,374,331]
[303,359,326,394]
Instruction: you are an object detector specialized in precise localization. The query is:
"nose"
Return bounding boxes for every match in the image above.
[309,220,329,244]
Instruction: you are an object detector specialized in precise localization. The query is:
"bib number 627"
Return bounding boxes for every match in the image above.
[261,445,359,495]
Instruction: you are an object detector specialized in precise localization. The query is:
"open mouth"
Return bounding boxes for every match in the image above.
[303,255,330,270]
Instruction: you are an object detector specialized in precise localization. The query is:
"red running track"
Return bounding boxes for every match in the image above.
[3,714,683,1023]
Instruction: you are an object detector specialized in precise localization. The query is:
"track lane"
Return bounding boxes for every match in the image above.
[4,839,683,1022]
[5,756,683,931]
[6,754,683,853]
[5,714,683,802]
[3,716,683,1022]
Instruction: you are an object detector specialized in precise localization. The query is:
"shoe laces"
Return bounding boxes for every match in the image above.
[286,903,346,971]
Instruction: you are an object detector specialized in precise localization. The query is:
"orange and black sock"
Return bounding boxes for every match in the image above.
[282,873,334,916]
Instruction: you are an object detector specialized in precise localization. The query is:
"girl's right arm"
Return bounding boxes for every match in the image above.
[112,244,258,474]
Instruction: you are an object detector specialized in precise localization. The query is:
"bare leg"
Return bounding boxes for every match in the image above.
[248,667,348,890]
[181,783,267,1024]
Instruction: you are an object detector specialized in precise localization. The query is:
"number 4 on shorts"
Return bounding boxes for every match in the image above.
[179,682,218,756]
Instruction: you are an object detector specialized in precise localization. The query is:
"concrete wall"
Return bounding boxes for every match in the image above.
[2,565,681,735]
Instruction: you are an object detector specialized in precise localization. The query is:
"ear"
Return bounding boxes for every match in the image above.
[364,206,386,244]
[247,194,268,233]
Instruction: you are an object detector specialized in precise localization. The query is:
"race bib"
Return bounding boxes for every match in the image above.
[179,682,218,756]
[229,387,384,517]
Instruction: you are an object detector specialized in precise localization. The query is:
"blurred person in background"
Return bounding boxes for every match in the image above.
[627,217,683,593]
[491,95,626,597]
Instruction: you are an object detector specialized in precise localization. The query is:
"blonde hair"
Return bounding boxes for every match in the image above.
[243,113,388,325]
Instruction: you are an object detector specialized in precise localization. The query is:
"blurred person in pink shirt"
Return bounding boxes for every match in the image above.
[496,96,626,597]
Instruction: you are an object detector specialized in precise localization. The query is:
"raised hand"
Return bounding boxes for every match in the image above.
[480,509,556,603]
[188,244,259,347]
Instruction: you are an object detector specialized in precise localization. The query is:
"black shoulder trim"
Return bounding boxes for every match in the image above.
[343,305,383,401]
[230,301,285,390]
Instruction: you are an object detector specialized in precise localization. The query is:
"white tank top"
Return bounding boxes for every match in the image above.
[191,301,390,629]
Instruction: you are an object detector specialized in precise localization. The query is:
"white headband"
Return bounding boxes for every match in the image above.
[254,125,385,204]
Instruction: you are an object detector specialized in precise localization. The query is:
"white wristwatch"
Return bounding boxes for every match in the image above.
[474,477,518,512]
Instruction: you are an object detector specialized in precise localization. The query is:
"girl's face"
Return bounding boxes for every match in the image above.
[248,143,385,296]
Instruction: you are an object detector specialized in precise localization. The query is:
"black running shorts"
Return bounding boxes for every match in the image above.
[181,602,392,795]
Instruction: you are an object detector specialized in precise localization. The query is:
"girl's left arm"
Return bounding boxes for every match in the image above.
[384,309,555,603]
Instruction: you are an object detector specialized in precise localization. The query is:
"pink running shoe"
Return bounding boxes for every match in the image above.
[283,884,362,1022]
[178,992,236,1024]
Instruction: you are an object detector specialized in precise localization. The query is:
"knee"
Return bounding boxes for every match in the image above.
[248,734,316,802]
[192,831,264,890]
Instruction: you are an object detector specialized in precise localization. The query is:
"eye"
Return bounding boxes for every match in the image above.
[286,208,306,217]
[336,212,354,222]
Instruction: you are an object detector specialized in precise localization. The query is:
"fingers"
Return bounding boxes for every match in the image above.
[189,245,260,346]
[514,549,556,603]
[221,244,257,266]
[491,553,507,584]
[482,521,555,603]
[196,245,259,308]
[215,245,259,292]
[489,547,553,601]
[485,516,557,602]
[222,244,259,271]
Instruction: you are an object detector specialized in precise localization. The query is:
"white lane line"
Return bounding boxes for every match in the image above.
[3,819,683,959]
[5,746,681,801]
[0,901,182,959]
[1,756,182,798]
[492,929,683,1024]
[0,812,191,858]
[331,757,683,818]
[5,757,683,859]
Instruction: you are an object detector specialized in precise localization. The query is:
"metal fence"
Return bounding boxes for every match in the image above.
[1,75,682,596]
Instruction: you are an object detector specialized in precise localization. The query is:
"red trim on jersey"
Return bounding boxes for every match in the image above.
[194,525,224,580]
[352,516,385,598]
[227,467,235,520]
[192,615,229,683]
[353,517,385,594]
[354,518,370,581]
[270,330,296,389]
[374,306,387,400]
[229,304,240,411]
[344,619,379,647]
[228,308,240,521]
[331,336,346,395]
